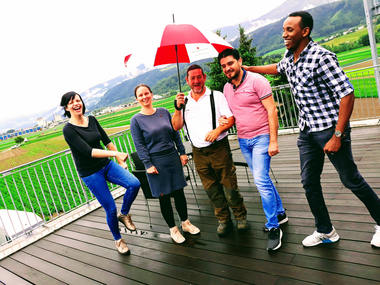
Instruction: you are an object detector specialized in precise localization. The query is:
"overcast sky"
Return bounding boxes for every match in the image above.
[0,0,287,128]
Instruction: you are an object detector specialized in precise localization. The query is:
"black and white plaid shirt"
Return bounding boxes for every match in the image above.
[277,40,354,132]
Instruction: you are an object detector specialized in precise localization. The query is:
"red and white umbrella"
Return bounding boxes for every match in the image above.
[153,24,232,91]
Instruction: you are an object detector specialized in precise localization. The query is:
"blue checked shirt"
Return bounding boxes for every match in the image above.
[277,40,354,132]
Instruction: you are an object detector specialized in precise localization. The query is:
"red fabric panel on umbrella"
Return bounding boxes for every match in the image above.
[212,44,233,53]
[124,54,132,67]
[159,24,209,46]
[154,45,190,66]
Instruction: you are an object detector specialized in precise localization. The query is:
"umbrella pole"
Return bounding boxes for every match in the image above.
[175,45,182,93]
[172,14,182,93]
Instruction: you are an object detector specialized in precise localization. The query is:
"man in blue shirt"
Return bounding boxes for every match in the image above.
[244,11,380,247]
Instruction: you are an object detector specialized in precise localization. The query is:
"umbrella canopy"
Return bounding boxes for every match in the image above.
[154,24,233,66]
[153,24,233,92]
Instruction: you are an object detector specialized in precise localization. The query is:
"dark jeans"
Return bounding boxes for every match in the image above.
[297,125,380,233]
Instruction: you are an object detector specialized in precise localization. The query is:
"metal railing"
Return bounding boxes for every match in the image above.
[1,65,379,247]
[270,66,380,129]
[346,65,380,120]
[0,131,137,246]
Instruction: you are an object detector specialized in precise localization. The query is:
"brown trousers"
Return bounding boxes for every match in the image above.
[192,137,247,222]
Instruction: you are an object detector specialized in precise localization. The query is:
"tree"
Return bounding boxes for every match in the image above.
[14,136,24,144]
[6,129,15,134]
[206,26,262,91]
[359,34,370,47]
[237,25,261,67]
[169,90,177,97]
[205,31,229,92]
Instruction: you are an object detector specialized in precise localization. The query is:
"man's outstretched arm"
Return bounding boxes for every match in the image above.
[243,64,279,75]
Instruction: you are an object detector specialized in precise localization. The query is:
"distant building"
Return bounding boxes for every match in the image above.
[54,114,62,122]
[101,106,122,114]
[0,126,42,141]
[153,95,163,100]
[36,117,47,128]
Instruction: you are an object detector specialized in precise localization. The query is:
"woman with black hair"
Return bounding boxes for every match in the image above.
[60,91,140,255]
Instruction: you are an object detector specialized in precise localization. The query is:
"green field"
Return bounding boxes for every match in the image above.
[264,47,287,57]
[322,25,380,46]
[0,94,184,173]
[96,94,181,129]
[337,45,380,67]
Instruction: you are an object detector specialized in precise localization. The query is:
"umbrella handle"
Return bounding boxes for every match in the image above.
[174,98,188,111]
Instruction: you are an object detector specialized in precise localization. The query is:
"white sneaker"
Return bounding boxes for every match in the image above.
[170,226,185,244]
[182,219,200,234]
[371,225,380,247]
[302,227,340,247]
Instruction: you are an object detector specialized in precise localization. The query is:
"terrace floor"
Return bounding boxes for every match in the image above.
[2,125,380,284]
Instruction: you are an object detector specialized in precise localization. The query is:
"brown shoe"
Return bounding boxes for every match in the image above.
[117,212,136,231]
[115,238,130,255]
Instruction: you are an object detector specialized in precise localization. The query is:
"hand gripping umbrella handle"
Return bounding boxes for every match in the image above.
[174,97,188,111]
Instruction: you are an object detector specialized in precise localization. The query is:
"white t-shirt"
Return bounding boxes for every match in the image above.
[184,87,233,148]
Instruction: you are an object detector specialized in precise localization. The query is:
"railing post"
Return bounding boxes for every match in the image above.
[363,0,380,102]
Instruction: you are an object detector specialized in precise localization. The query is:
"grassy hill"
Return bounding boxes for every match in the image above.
[323,27,370,46]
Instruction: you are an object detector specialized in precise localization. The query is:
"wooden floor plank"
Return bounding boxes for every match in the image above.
[2,125,380,284]
[23,244,143,285]
[0,265,34,285]
[8,251,103,285]
[41,234,272,285]
[54,225,373,285]
[0,255,74,285]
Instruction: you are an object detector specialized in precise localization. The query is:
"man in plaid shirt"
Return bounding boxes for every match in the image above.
[244,10,380,247]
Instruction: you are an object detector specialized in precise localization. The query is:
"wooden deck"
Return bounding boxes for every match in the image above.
[2,125,380,284]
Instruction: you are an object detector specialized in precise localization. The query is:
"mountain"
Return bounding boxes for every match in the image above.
[78,64,151,110]
[4,0,366,133]
[217,0,340,41]
[0,64,151,133]
[94,60,211,109]
[236,0,366,56]
[97,0,356,109]
[93,66,179,109]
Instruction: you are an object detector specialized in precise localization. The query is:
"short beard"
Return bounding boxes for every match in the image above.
[229,69,240,81]
[192,85,205,94]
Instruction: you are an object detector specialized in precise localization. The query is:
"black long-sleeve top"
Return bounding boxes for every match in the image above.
[63,116,111,177]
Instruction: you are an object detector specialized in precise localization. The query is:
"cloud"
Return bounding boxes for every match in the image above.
[0,0,287,128]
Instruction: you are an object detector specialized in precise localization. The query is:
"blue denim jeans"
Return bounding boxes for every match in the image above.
[82,160,140,240]
[297,125,380,233]
[239,134,285,229]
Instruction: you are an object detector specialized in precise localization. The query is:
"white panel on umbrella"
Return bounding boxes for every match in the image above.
[185,43,219,62]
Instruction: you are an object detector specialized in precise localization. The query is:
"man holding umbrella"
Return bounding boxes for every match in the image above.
[172,64,249,237]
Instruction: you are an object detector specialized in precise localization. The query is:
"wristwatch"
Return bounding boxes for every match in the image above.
[334,130,342,138]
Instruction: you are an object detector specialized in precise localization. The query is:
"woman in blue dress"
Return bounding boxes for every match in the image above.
[130,84,200,243]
